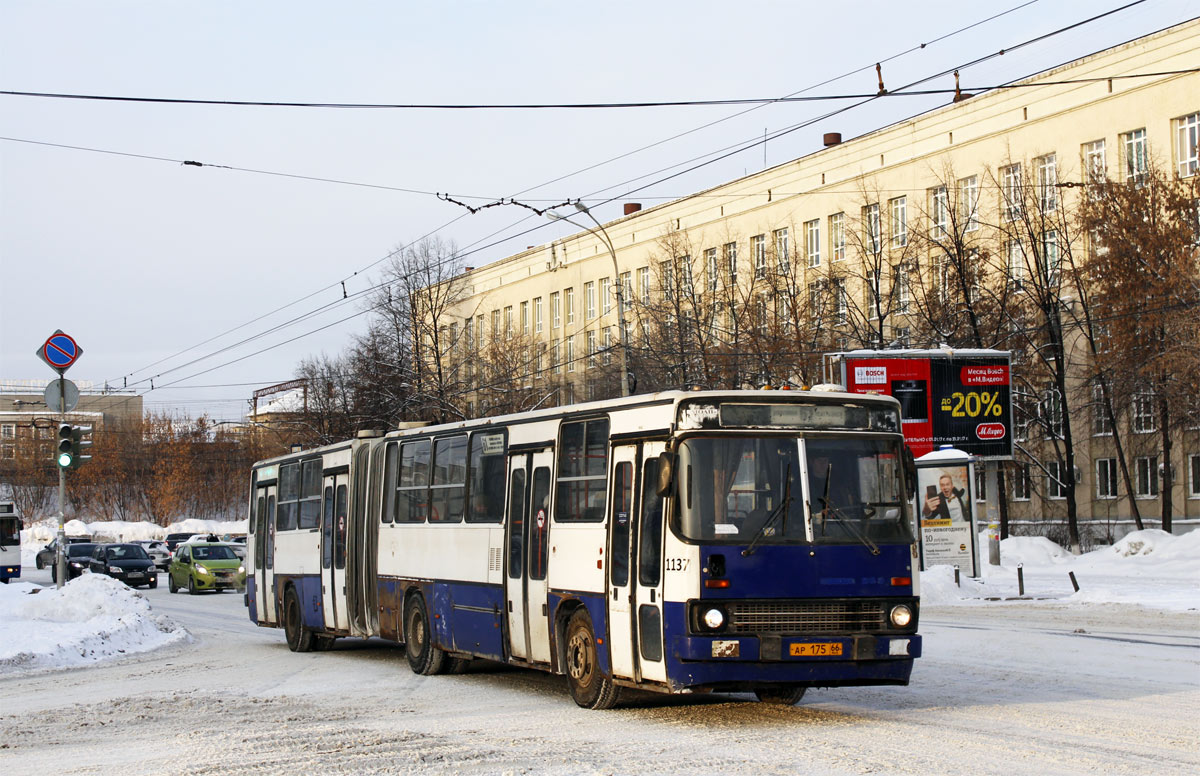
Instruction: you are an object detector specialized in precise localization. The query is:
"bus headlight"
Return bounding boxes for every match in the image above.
[702,607,726,630]
[889,604,913,628]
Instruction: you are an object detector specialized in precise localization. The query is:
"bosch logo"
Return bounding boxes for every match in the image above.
[976,423,1006,440]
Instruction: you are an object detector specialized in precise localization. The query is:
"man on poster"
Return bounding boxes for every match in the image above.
[922,470,970,524]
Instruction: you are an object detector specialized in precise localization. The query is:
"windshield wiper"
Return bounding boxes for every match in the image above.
[742,464,792,557]
[815,462,880,556]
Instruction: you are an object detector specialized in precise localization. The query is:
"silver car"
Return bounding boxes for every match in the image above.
[132,540,171,570]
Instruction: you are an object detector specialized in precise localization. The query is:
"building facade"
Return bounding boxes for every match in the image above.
[428,21,1200,534]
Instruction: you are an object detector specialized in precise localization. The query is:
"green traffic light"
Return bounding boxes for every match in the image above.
[57,451,73,468]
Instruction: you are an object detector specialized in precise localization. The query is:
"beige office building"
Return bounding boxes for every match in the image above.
[433,20,1200,536]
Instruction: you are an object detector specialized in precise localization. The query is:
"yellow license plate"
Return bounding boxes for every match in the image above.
[789,642,843,657]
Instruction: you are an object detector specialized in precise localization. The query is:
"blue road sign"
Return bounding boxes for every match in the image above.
[37,330,82,373]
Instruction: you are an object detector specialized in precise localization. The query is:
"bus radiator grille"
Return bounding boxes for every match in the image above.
[726,601,887,634]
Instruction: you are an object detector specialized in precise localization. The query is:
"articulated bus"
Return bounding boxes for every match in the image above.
[1,501,21,583]
[246,389,922,708]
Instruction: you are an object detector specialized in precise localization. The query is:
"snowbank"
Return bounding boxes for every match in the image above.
[920,529,1199,611]
[23,517,249,547]
[0,574,190,674]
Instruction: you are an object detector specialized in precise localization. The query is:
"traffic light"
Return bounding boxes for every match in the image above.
[55,423,93,469]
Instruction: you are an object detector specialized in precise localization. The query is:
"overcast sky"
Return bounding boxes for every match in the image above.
[1,0,1194,422]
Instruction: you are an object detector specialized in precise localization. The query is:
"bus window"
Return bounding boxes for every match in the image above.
[467,431,507,523]
[430,435,467,523]
[609,461,632,587]
[507,469,525,578]
[277,463,300,531]
[639,458,663,587]
[322,485,334,569]
[555,419,609,522]
[529,467,551,581]
[381,443,397,524]
[266,495,275,569]
[335,484,347,570]
[299,459,321,529]
[397,440,431,523]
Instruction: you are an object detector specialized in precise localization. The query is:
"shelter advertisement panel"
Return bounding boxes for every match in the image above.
[844,353,1013,459]
[917,463,977,575]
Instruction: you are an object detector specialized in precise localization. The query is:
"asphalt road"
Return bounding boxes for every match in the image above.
[2,566,1197,775]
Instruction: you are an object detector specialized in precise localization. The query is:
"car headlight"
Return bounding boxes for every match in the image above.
[196,565,212,576]
[702,607,726,630]
[70,561,85,568]
[889,604,913,628]
[108,566,122,573]
[238,565,245,574]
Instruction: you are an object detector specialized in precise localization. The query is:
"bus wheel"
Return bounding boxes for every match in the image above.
[284,588,314,652]
[404,595,446,675]
[565,610,621,709]
[754,686,807,705]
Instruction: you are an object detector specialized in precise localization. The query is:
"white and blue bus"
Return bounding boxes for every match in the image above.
[1,501,22,583]
[246,389,922,708]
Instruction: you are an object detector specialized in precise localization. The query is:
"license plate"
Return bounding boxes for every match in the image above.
[127,572,143,577]
[789,642,843,657]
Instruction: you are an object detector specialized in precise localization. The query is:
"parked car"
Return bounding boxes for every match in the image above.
[164,533,194,553]
[50,542,99,582]
[168,542,245,594]
[131,539,171,570]
[87,543,158,589]
[34,537,91,570]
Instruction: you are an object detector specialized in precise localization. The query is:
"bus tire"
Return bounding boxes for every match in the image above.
[754,686,807,705]
[404,595,446,675]
[284,588,315,653]
[565,610,621,709]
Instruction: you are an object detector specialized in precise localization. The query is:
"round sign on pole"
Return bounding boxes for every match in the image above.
[44,379,80,413]
[35,330,83,373]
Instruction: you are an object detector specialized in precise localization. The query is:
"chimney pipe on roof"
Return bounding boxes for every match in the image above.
[823,132,842,147]
[623,203,642,215]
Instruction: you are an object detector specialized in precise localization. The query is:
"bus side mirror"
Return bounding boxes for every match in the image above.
[656,451,676,497]
[902,445,917,500]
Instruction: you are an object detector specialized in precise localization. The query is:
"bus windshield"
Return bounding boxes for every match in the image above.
[674,435,912,546]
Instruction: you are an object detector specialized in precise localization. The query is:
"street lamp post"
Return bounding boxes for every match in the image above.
[546,203,631,397]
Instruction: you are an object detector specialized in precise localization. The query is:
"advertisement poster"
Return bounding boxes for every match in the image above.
[844,353,1013,459]
[917,464,976,573]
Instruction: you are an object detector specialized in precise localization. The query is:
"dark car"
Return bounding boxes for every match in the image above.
[50,542,98,582]
[164,533,193,552]
[88,543,158,588]
[34,536,91,570]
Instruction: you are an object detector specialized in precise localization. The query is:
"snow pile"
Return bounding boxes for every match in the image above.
[22,517,249,561]
[0,574,190,675]
[921,529,1199,611]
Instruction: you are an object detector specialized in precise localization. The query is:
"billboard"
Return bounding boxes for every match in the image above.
[843,351,1013,459]
[916,459,979,576]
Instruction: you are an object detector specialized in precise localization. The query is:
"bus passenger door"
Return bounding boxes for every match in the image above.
[504,455,530,660]
[504,450,554,665]
[254,484,278,625]
[634,441,668,683]
[321,473,350,632]
[606,444,639,680]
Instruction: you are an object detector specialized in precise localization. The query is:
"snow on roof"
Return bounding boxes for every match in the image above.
[249,388,306,418]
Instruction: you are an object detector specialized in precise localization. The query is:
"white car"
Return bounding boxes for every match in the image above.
[131,539,171,570]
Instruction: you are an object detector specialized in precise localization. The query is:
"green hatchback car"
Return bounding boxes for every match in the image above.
[168,542,246,594]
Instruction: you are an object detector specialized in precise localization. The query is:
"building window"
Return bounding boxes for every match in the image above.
[1001,163,1023,221]
[620,272,632,313]
[603,328,613,366]
[520,301,530,335]
[585,281,596,320]
[805,220,820,267]
[1036,153,1057,212]
[866,270,880,320]
[1177,112,1199,178]
[566,335,576,372]
[1092,382,1113,435]
[565,287,575,325]
[475,316,484,350]
[930,186,949,237]
[552,340,561,374]
[586,330,597,369]
[491,309,501,339]
[0,424,13,440]
[774,228,790,272]
[1096,458,1118,499]
[889,196,907,247]
[834,279,848,324]
[704,247,718,291]
[600,278,612,315]
[504,306,514,336]
[863,204,881,254]
[1082,139,1107,190]
[638,266,650,304]
[752,234,766,278]
[550,292,561,329]
[1042,230,1059,286]
[1013,389,1035,442]
[679,259,693,294]
[723,242,737,282]
[1189,454,1200,499]
[892,326,910,347]
[1007,240,1025,288]
[1012,462,1032,501]
[1122,128,1148,185]
[829,213,845,261]
[894,264,911,314]
[660,261,674,299]
[1135,455,1158,498]
[959,176,979,232]
[1133,392,1155,433]
[1047,461,1067,500]
[534,297,543,333]
[1041,388,1063,439]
